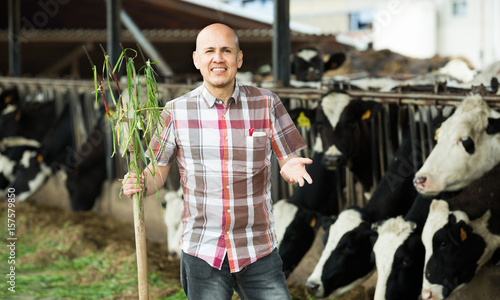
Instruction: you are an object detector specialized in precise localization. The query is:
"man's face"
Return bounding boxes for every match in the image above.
[193,26,243,92]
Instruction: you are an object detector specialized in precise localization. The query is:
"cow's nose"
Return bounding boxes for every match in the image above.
[305,281,320,295]
[421,290,433,300]
[413,175,427,191]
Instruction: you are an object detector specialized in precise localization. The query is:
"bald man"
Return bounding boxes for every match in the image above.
[123,23,312,300]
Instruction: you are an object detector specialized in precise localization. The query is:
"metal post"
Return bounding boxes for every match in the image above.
[273,0,290,88]
[120,9,174,78]
[105,0,121,193]
[8,0,21,76]
[107,0,122,68]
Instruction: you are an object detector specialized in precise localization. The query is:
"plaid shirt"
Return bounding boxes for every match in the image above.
[148,82,306,272]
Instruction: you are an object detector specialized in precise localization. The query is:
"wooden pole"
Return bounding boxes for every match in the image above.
[132,193,149,299]
[127,130,149,300]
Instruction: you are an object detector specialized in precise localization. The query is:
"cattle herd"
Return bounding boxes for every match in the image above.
[1,47,500,300]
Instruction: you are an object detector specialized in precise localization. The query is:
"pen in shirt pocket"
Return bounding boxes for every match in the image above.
[249,128,255,136]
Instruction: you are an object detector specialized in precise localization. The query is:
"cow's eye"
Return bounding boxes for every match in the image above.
[439,241,448,251]
[459,136,475,154]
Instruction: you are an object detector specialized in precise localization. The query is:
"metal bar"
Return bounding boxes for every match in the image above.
[425,105,435,154]
[407,105,419,175]
[8,0,21,76]
[382,103,395,168]
[273,0,291,88]
[346,90,500,106]
[370,116,379,189]
[107,0,122,67]
[417,106,428,160]
[376,110,386,177]
[120,9,174,78]
[2,77,500,106]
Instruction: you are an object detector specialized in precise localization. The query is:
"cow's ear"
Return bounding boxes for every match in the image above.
[324,53,346,71]
[486,117,500,134]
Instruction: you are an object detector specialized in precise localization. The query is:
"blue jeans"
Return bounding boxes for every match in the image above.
[180,248,291,300]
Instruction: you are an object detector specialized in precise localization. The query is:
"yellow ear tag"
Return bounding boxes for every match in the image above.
[361,109,371,120]
[434,122,443,141]
[5,95,12,103]
[297,111,311,128]
[309,216,316,228]
[37,154,44,164]
[460,227,467,242]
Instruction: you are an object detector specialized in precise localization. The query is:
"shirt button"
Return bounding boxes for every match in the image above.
[225,136,229,140]
[226,185,229,189]
[227,209,230,213]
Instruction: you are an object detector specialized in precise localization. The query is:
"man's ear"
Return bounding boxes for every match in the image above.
[237,50,243,69]
[193,51,200,70]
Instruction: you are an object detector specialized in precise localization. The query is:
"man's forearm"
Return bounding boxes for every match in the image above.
[143,163,171,197]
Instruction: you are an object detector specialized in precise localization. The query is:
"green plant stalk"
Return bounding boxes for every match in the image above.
[93,48,167,209]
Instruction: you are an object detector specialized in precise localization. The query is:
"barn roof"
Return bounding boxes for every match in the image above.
[0,0,346,80]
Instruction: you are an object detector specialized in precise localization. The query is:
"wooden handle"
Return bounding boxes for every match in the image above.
[133,193,149,299]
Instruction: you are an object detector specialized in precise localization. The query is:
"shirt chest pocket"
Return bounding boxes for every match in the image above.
[231,131,269,174]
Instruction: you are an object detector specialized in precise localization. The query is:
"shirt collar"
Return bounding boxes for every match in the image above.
[201,81,240,108]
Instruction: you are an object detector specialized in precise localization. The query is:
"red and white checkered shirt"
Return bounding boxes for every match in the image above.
[148,82,306,272]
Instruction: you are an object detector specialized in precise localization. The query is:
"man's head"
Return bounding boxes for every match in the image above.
[193,23,243,98]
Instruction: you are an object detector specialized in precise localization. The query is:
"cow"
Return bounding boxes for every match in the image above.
[0,138,51,201]
[162,188,184,259]
[0,102,74,204]
[291,47,346,83]
[371,194,434,300]
[305,122,423,298]
[314,90,382,191]
[64,117,107,211]
[420,162,500,300]
[1,87,20,116]
[272,137,343,277]
[0,93,57,142]
[414,94,500,195]
[274,198,334,278]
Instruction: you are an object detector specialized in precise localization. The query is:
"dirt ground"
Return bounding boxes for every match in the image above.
[15,172,500,299]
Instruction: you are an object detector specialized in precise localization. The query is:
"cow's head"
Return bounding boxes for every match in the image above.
[316,92,380,171]
[414,94,500,195]
[275,201,331,278]
[305,207,377,298]
[372,216,424,300]
[421,200,485,300]
[0,87,20,116]
[291,47,345,82]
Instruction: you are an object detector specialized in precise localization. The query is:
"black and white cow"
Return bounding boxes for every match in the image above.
[372,194,434,300]
[314,90,389,191]
[368,114,450,300]
[259,146,341,277]
[291,47,345,83]
[0,138,52,201]
[0,96,57,142]
[305,124,422,298]
[414,94,500,195]
[420,162,500,300]
[1,87,20,116]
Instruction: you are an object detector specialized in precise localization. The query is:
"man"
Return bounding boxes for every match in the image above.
[123,23,313,300]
